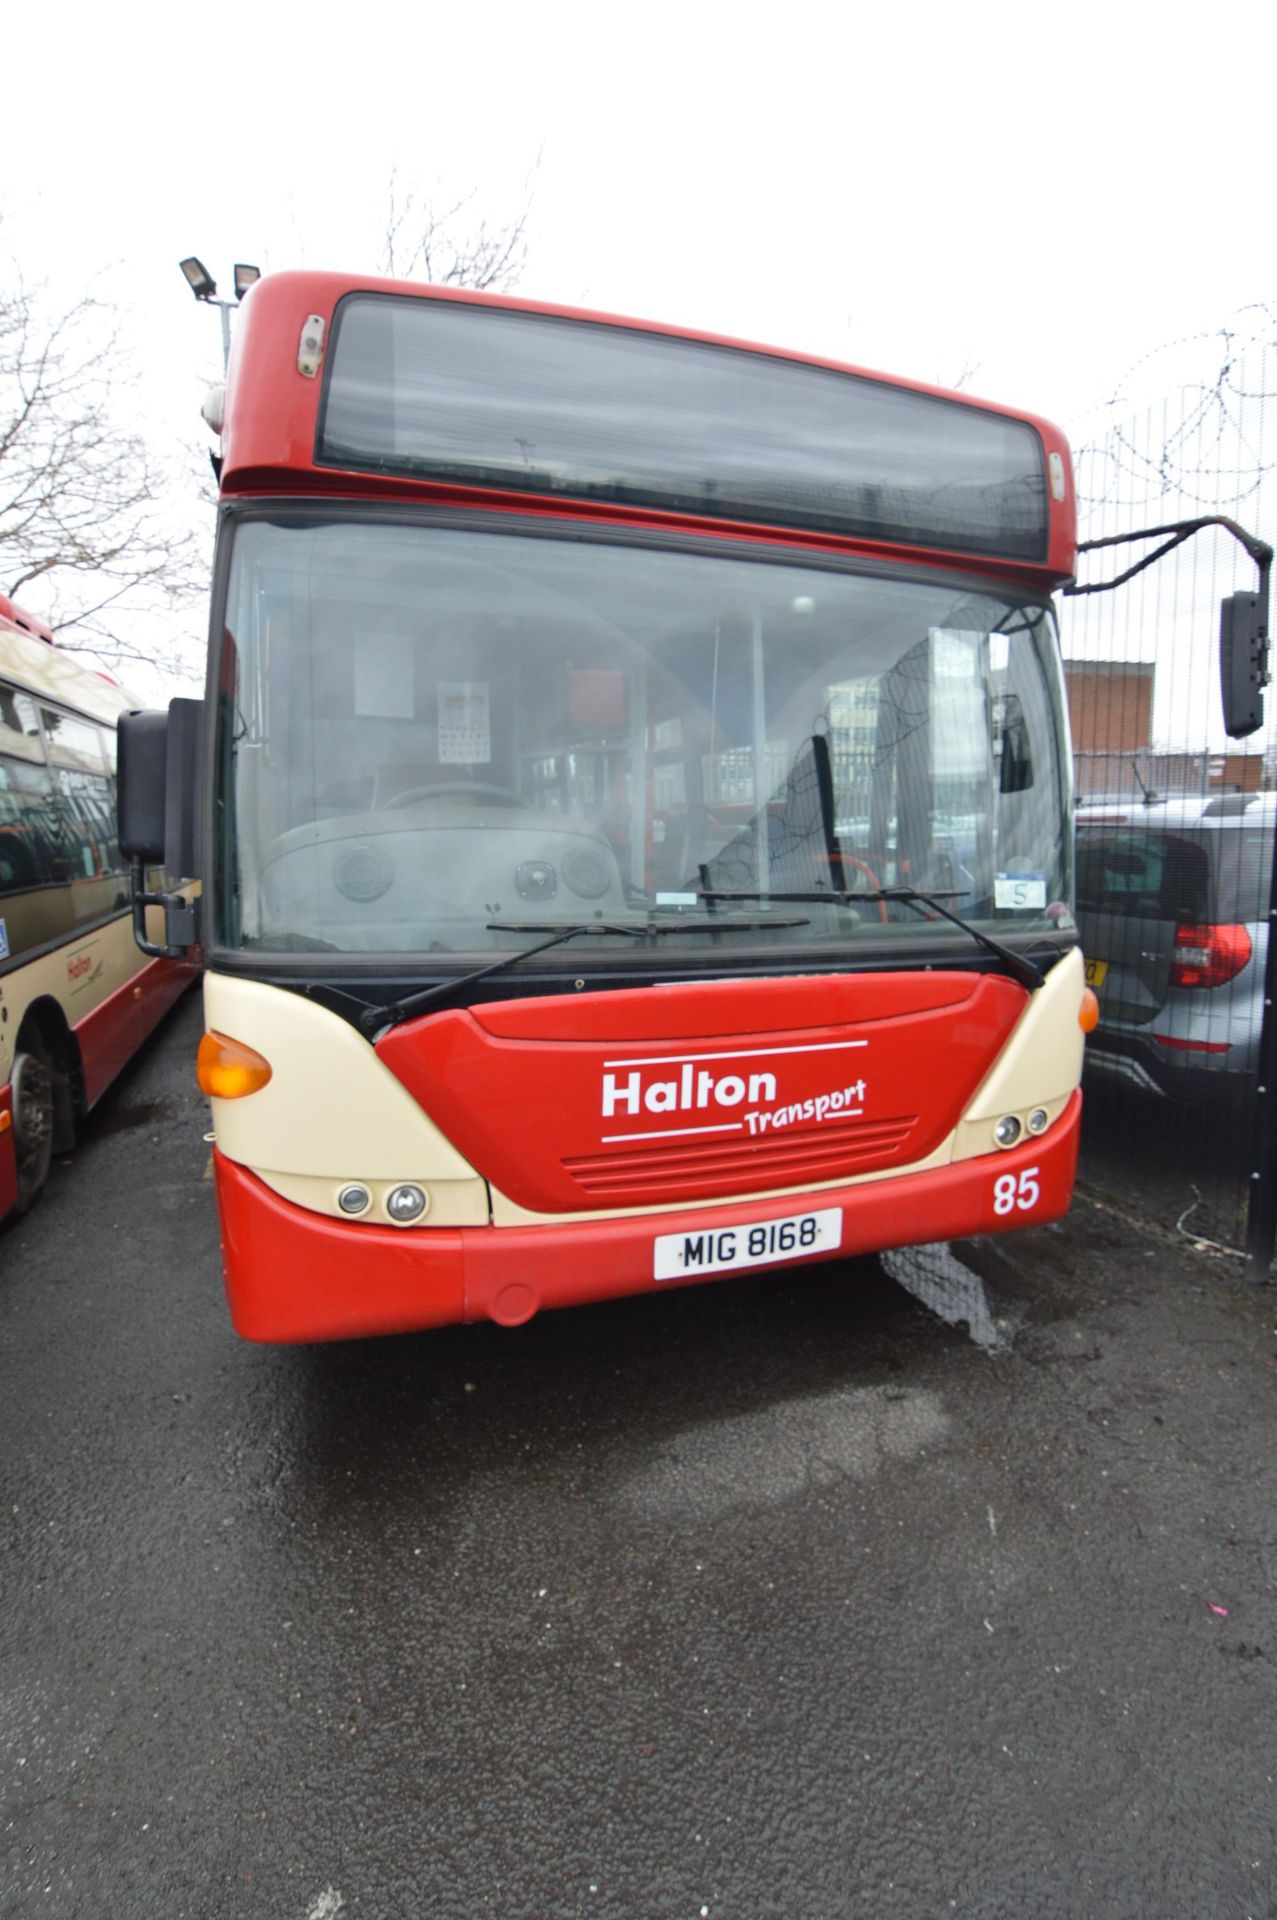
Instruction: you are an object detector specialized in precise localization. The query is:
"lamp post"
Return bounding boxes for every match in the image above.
[178,258,261,369]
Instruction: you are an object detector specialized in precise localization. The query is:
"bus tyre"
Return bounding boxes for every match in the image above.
[11,1037,55,1213]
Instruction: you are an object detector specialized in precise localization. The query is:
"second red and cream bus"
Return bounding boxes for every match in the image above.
[126,269,1103,1341]
[0,597,199,1223]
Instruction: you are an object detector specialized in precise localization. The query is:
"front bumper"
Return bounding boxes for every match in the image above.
[213,1091,1082,1342]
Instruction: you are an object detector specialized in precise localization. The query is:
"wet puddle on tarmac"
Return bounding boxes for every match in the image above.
[91,1097,178,1137]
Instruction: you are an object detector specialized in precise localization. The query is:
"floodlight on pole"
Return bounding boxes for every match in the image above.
[178,256,262,370]
[179,256,217,300]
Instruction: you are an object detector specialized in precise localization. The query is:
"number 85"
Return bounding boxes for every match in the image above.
[993,1167,1040,1215]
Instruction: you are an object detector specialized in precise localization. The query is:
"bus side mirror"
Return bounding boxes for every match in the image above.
[1220,591,1268,738]
[118,710,169,864]
[118,699,203,957]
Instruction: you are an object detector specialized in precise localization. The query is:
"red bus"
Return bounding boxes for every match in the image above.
[124,269,1099,1341]
[0,597,198,1222]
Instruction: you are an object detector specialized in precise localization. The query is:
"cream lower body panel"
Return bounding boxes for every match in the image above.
[0,908,161,1089]
[212,950,1086,1233]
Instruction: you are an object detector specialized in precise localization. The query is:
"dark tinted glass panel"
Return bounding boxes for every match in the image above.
[0,752,58,894]
[41,706,108,771]
[1076,830,1210,921]
[319,297,1048,562]
[50,765,126,928]
[0,684,42,750]
[0,754,62,890]
[0,751,75,960]
[54,767,124,879]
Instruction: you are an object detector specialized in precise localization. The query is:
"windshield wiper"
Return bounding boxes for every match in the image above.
[364,914,810,1034]
[696,887,1045,990]
[487,914,808,935]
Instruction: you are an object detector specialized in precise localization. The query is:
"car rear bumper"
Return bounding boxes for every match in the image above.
[213,1091,1082,1342]
[1085,1029,1257,1101]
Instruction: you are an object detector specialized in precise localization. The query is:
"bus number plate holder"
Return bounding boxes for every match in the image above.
[654,1208,842,1282]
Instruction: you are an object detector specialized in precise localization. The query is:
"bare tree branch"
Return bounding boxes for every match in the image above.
[0,245,206,667]
[381,156,541,291]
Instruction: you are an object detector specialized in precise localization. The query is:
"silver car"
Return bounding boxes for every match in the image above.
[1075,792,1272,1103]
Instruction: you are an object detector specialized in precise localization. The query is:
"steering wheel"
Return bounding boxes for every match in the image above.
[385,781,527,809]
[843,854,890,924]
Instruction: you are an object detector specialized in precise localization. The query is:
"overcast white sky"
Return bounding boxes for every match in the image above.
[5,0,1275,736]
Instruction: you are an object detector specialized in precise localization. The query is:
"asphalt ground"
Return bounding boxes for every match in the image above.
[1079,1074,1256,1255]
[2,989,1276,1920]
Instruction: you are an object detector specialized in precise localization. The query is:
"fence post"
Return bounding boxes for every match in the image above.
[1245,825,1277,1280]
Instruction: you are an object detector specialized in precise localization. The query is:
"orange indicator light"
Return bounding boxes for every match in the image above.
[0,1110,11,1134]
[197,1030,273,1099]
[1078,988,1100,1034]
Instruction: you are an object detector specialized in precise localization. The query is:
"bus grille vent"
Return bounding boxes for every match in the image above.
[563,1115,919,1203]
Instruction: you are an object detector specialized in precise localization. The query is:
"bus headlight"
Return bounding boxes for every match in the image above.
[994,1114,1022,1148]
[386,1184,428,1222]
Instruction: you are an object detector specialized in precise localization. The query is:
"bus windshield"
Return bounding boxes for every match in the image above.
[213,516,1071,960]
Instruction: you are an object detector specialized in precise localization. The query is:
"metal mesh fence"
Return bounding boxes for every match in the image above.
[1060,309,1275,1257]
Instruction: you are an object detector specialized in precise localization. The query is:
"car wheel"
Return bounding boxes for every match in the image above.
[11,1036,55,1213]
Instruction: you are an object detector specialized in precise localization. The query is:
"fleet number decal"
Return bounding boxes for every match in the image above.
[654,1207,842,1281]
[993,1166,1040,1216]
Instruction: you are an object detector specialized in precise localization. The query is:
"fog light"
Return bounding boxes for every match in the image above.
[338,1184,371,1215]
[386,1184,427,1222]
[995,1114,1022,1148]
[1027,1107,1049,1135]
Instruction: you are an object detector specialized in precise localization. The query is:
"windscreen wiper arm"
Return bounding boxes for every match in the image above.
[364,914,810,1035]
[696,887,1045,990]
[487,914,809,934]
[365,925,623,1032]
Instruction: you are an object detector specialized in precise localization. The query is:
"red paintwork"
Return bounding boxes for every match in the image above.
[73,966,141,1109]
[73,953,198,1109]
[129,951,201,1062]
[219,271,1078,588]
[213,1090,1080,1344]
[375,971,1028,1213]
[0,1085,16,1222]
[0,594,56,646]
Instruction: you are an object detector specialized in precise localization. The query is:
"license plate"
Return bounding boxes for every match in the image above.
[654,1207,842,1281]
[1084,957,1109,988]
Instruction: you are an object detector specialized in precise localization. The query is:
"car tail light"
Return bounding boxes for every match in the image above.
[1170,924,1252,990]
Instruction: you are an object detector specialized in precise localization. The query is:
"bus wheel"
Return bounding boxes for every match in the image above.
[11,1038,55,1213]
